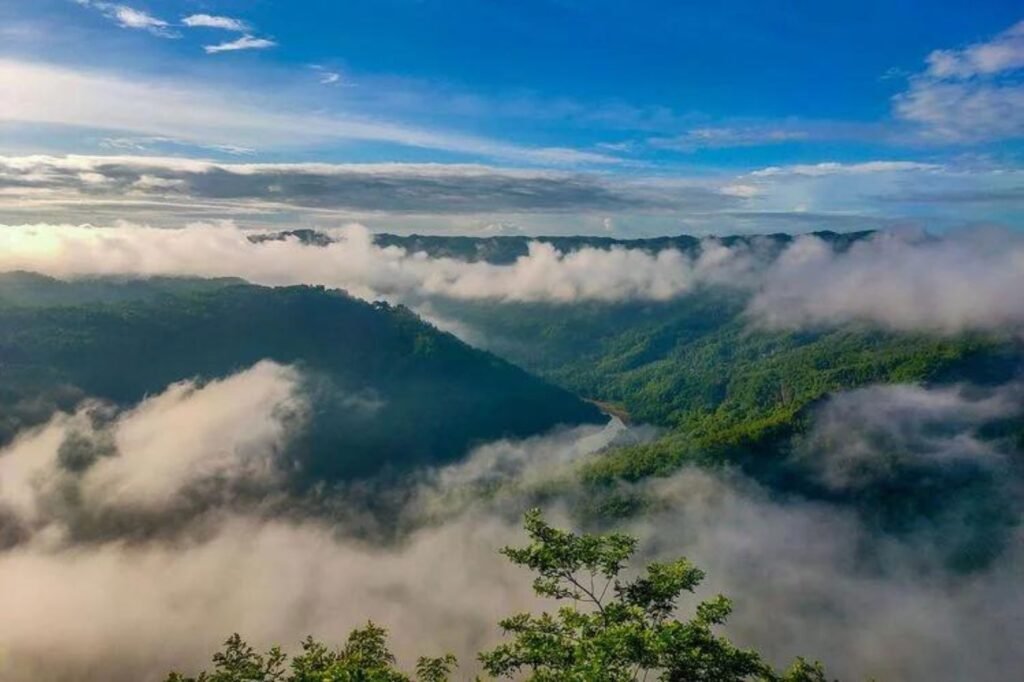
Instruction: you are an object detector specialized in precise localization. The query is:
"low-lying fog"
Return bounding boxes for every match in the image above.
[1,362,1021,681]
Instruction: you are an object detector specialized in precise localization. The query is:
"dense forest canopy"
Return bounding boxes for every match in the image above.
[0,273,601,480]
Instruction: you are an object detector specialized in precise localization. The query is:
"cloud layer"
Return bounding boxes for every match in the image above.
[73,2,273,52]
[0,61,617,167]
[894,20,1024,142]
[0,365,1022,681]
[0,369,615,681]
[747,229,1024,333]
[796,382,1021,492]
[3,154,1018,234]
[2,221,1024,334]
[0,221,752,304]
[0,362,305,537]
[0,155,728,215]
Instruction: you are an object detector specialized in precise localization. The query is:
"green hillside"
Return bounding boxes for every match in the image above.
[427,290,1024,567]
[0,274,602,480]
[430,291,1019,441]
[248,230,1024,487]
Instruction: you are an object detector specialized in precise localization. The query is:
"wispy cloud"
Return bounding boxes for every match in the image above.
[310,65,344,86]
[727,160,1024,228]
[925,20,1024,79]
[0,155,731,217]
[749,161,943,178]
[99,136,255,156]
[204,35,277,54]
[74,2,272,50]
[182,14,249,32]
[0,221,749,304]
[76,1,178,38]
[894,80,1024,143]
[894,19,1024,142]
[649,125,810,151]
[2,153,1018,233]
[0,60,622,166]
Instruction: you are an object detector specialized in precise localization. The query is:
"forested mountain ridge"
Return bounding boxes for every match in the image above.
[0,275,602,479]
[0,270,245,307]
[245,230,1024,488]
[430,292,1022,440]
[252,228,875,264]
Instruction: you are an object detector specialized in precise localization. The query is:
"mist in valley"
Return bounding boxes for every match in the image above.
[0,359,1021,681]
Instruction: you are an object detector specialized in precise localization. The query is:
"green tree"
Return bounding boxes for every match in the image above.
[165,624,456,682]
[166,634,287,682]
[167,511,827,682]
[478,509,827,681]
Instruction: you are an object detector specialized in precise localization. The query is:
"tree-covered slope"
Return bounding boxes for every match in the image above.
[249,230,1024,483]
[0,271,245,307]
[430,291,1018,431]
[426,291,1024,569]
[0,275,602,479]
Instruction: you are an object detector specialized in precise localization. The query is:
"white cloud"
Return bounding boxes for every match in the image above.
[182,14,249,32]
[894,79,1024,142]
[894,19,1024,142]
[650,126,809,151]
[719,184,761,198]
[0,362,303,524]
[925,20,1024,79]
[0,60,619,166]
[749,161,942,178]
[131,174,187,190]
[0,510,535,682]
[309,65,344,86]
[0,368,1022,682]
[3,221,1024,333]
[76,2,178,38]
[0,222,752,303]
[796,383,1021,492]
[748,229,1024,333]
[0,154,731,226]
[0,379,622,681]
[204,35,277,54]
[81,362,303,512]
[100,136,256,155]
[107,6,165,31]
[5,153,1019,233]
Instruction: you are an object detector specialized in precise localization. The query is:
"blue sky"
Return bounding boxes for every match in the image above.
[0,0,1022,234]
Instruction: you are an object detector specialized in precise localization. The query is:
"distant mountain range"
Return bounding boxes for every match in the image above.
[250,228,875,263]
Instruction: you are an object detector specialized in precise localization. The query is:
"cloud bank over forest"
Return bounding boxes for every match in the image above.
[746,229,1024,333]
[1,154,1020,233]
[794,382,1022,493]
[0,155,730,215]
[0,363,1022,681]
[2,221,1024,334]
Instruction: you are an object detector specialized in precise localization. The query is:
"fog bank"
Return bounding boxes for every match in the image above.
[0,365,1022,681]
[3,222,1024,333]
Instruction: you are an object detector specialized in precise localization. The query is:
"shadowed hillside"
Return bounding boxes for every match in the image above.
[0,275,602,479]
